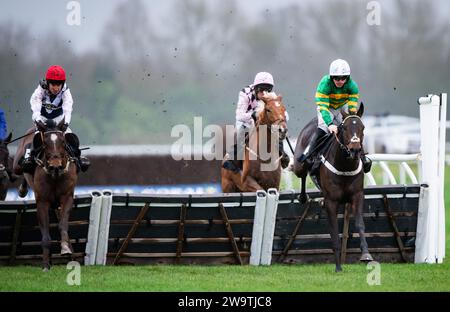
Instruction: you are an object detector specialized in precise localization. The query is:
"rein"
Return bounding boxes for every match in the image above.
[35,130,74,176]
[4,132,35,145]
[320,114,363,176]
[334,114,363,156]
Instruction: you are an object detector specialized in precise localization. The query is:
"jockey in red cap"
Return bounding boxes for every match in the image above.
[22,65,90,173]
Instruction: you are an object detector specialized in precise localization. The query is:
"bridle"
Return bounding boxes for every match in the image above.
[35,130,74,176]
[334,115,363,157]
[255,100,287,135]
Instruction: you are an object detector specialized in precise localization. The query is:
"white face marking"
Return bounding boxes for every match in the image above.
[350,133,360,143]
[352,120,356,124]
[275,101,280,107]
[50,133,58,149]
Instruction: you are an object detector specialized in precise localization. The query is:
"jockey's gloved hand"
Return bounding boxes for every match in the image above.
[328,124,338,134]
[61,123,69,132]
[35,119,46,132]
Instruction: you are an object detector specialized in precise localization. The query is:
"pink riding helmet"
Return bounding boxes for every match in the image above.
[253,72,274,86]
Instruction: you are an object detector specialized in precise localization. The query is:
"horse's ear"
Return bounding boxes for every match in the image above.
[5,132,12,143]
[57,117,65,130]
[357,102,364,117]
[277,94,283,102]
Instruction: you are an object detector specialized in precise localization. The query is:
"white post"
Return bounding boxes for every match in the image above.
[399,163,406,184]
[437,93,447,262]
[250,190,267,266]
[96,190,113,265]
[84,191,103,265]
[415,94,440,263]
[260,188,279,265]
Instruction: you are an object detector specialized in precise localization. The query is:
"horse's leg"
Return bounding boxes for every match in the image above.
[242,175,263,192]
[59,195,74,255]
[298,175,308,204]
[221,169,238,193]
[352,192,373,262]
[222,179,238,193]
[324,198,342,272]
[293,160,308,203]
[36,200,51,271]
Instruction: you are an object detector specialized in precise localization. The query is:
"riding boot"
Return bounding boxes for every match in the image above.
[67,141,90,173]
[279,141,290,169]
[74,147,90,173]
[297,128,327,168]
[21,146,36,174]
[361,146,372,173]
[222,143,241,173]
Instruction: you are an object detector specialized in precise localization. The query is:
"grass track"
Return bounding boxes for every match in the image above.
[0,166,449,292]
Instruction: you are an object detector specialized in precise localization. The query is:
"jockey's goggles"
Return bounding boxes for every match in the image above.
[331,76,348,81]
[47,80,64,86]
[255,84,273,93]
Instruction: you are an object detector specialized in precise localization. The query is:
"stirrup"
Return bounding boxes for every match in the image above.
[79,157,90,172]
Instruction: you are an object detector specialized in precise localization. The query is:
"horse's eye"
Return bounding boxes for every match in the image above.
[265,109,271,113]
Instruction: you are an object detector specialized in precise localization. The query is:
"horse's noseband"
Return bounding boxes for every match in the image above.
[35,131,74,176]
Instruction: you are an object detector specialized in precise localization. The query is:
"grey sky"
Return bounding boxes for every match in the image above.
[0,0,306,53]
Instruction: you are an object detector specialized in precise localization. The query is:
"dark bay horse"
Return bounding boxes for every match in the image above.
[0,132,12,200]
[13,120,78,270]
[221,93,288,192]
[293,103,373,272]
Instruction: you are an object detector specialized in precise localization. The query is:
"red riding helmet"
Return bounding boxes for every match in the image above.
[45,65,66,81]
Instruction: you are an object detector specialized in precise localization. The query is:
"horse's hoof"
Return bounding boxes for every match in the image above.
[18,184,28,198]
[61,242,72,255]
[360,253,373,262]
[335,266,343,273]
[42,266,50,272]
[298,193,308,204]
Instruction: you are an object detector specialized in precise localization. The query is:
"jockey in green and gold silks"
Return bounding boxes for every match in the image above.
[315,75,359,128]
[297,59,371,173]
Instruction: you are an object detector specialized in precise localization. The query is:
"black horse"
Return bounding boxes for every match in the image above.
[293,103,373,272]
[0,132,13,200]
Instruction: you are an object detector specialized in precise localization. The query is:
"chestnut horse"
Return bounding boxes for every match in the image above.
[13,120,78,270]
[221,92,288,192]
[293,104,373,272]
[0,132,12,200]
